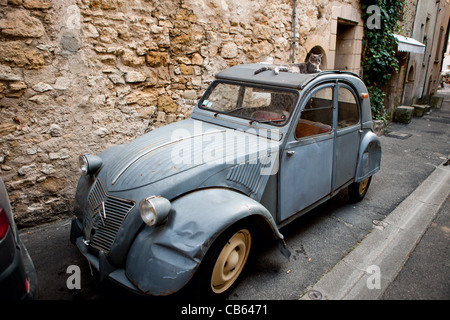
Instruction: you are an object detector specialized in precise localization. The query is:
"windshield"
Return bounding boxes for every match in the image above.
[199,82,298,126]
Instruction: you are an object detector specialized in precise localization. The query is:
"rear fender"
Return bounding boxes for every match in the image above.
[125,188,286,296]
[355,131,381,182]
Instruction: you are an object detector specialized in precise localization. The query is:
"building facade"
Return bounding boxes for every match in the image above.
[396,0,450,108]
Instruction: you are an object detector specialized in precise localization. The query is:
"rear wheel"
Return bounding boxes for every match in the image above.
[348,176,372,203]
[193,223,253,299]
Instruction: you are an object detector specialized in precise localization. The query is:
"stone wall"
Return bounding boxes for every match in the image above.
[0,0,355,226]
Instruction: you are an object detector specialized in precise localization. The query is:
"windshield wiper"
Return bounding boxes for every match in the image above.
[249,116,286,125]
[214,107,244,117]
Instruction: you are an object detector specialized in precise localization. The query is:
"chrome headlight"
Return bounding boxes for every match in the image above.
[78,154,102,176]
[139,196,171,226]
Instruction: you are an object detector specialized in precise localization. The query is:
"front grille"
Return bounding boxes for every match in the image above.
[84,179,135,254]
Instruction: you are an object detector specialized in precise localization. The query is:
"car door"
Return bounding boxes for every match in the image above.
[333,83,361,190]
[278,84,335,222]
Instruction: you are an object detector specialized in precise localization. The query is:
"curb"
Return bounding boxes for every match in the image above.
[300,162,450,300]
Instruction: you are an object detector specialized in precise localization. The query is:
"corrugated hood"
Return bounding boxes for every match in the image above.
[98,118,279,200]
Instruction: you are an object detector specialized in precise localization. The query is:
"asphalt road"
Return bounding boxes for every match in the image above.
[18,92,450,300]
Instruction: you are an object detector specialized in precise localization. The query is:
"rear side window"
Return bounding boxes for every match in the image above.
[295,87,333,139]
[337,87,359,129]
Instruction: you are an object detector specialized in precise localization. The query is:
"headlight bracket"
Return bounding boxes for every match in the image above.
[79,154,102,176]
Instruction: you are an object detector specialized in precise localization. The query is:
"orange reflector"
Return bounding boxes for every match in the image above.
[360,93,369,99]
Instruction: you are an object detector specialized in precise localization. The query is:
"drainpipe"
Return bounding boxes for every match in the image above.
[292,0,297,63]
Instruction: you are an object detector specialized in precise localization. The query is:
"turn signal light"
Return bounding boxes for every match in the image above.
[360,93,369,100]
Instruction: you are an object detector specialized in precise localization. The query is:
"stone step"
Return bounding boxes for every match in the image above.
[412,104,430,117]
[430,95,444,109]
[394,106,414,124]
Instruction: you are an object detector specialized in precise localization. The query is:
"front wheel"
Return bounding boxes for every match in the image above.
[192,223,253,299]
[348,176,372,203]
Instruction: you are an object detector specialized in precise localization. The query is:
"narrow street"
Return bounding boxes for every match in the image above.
[19,89,449,300]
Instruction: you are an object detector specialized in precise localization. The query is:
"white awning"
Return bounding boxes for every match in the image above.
[394,34,425,54]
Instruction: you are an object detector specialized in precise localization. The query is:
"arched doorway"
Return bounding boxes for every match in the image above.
[305,46,327,70]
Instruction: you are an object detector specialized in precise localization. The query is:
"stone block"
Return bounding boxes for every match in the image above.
[157,95,178,113]
[0,9,45,38]
[125,71,146,83]
[221,42,238,59]
[372,120,385,136]
[32,82,53,92]
[430,95,443,109]
[146,51,168,67]
[23,0,52,10]
[412,104,426,117]
[394,106,414,124]
[121,49,145,67]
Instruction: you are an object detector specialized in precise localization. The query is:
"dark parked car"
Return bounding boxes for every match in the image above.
[70,64,381,298]
[0,177,37,299]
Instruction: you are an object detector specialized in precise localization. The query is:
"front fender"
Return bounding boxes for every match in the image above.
[355,131,381,182]
[125,188,283,296]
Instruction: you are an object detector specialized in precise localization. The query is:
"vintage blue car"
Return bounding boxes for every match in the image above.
[70,64,381,298]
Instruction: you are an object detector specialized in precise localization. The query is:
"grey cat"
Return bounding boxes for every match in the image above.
[254,53,323,75]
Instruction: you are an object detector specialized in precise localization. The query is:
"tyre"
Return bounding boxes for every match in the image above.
[192,222,253,299]
[348,176,372,203]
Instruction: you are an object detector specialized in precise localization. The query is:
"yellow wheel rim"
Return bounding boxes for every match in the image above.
[211,229,251,294]
[359,178,370,196]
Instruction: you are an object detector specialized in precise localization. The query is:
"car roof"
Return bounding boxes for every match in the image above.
[215,64,360,90]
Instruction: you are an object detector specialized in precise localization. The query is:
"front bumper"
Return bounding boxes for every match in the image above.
[70,218,143,296]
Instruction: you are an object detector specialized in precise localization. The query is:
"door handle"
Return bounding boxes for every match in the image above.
[286,150,295,156]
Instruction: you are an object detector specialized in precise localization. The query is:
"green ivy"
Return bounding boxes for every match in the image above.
[368,86,388,121]
[361,0,406,121]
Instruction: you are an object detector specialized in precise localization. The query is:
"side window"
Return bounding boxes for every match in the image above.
[338,87,359,129]
[295,87,333,139]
